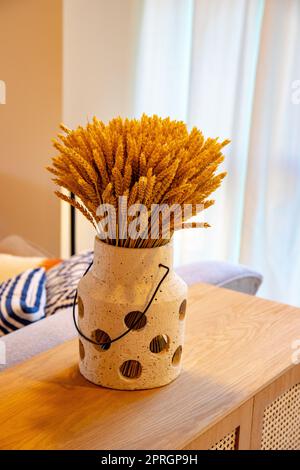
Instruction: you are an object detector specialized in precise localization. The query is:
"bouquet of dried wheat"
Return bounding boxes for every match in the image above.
[48,115,230,388]
[48,114,229,248]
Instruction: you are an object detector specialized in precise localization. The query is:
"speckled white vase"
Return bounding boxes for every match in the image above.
[77,237,188,390]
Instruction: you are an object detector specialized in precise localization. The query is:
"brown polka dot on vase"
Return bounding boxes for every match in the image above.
[179,299,187,320]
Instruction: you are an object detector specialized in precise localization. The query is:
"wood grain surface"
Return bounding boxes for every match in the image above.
[0,283,300,450]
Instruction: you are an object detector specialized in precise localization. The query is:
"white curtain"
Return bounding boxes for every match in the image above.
[135,0,300,305]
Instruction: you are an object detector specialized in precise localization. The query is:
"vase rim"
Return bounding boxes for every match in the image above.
[95,235,173,252]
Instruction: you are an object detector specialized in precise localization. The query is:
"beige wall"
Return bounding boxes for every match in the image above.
[0,0,142,256]
[0,0,62,255]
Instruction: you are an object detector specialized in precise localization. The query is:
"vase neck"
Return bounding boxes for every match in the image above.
[92,237,173,284]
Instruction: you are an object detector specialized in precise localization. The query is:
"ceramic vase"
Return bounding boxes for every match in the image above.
[77,236,188,390]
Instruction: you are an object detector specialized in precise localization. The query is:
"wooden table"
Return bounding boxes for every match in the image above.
[1,283,300,450]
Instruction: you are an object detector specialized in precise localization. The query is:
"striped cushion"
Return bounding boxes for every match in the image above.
[0,267,47,336]
[45,251,93,317]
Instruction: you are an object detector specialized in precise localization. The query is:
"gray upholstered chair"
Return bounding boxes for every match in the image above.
[176,260,262,295]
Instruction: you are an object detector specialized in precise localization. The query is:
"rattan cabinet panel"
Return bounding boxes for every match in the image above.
[211,429,238,450]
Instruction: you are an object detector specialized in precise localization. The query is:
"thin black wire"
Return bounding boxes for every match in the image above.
[72,262,170,347]
[70,193,76,256]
